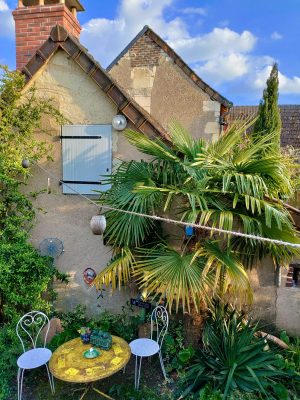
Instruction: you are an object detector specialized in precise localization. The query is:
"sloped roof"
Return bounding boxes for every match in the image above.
[107,25,232,109]
[228,105,300,149]
[21,25,170,141]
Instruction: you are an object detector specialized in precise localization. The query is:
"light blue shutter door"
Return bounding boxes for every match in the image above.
[62,125,112,195]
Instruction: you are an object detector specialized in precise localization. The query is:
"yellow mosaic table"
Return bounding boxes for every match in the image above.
[49,336,131,399]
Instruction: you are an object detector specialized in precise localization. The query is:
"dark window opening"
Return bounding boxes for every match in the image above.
[292,266,300,287]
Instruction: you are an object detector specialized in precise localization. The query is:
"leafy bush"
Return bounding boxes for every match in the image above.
[109,383,170,399]
[94,305,143,342]
[198,385,223,399]
[0,320,23,400]
[163,319,195,373]
[48,305,89,351]
[180,304,289,399]
[0,239,66,322]
[0,172,35,242]
[280,330,300,373]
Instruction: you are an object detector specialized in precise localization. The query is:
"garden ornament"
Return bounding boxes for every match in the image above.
[21,159,30,168]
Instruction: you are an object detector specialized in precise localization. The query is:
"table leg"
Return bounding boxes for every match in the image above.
[79,385,89,400]
[92,386,115,400]
[136,356,143,390]
[134,355,137,388]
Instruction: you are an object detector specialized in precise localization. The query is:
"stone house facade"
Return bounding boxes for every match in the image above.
[11,0,300,334]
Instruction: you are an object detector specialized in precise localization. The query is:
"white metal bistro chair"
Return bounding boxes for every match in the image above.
[129,305,169,389]
[16,311,55,400]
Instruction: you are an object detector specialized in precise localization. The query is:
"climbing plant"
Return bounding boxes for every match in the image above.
[0,65,64,241]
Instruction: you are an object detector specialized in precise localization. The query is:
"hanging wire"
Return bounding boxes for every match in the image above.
[31,161,300,249]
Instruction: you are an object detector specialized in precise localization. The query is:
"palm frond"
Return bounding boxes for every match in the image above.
[134,246,209,313]
[93,247,135,290]
[124,129,179,162]
[194,241,252,302]
[205,117,255,158]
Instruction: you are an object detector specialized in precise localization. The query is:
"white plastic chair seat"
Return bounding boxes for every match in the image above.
[17,348,52,370]
[129,338,159,357]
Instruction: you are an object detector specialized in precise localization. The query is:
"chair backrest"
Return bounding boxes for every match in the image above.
[16,311,50,353]
[150,305,169,349]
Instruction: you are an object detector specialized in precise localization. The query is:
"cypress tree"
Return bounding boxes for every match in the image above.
[253,63,282,152]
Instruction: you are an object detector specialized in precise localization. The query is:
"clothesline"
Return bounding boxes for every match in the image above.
[31,161,300,249]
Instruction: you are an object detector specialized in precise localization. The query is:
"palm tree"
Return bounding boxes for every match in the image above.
[94,120,300,314]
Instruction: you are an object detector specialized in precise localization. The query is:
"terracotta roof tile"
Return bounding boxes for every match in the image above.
[228,105,300,149]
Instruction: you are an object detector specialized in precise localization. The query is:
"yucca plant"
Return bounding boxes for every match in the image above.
[179,303,289,399]
[94,120,300,312]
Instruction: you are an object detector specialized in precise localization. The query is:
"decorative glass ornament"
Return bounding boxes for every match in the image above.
[22,159,30,168]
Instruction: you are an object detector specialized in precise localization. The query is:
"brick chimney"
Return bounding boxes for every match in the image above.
[13,0,84,70]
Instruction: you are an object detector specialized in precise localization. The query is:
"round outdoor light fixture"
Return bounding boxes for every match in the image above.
[112,114,127,131]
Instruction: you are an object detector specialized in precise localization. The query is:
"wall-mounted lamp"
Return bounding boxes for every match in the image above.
[112,114,127,131]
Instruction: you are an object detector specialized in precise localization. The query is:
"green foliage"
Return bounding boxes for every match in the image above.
[253,63,282,152]
[95,306,143,342]
[198,385,223,400]
[0,320,23,400]
[96,119,300,311]
[280,331,300,374]
[180,304,290,399]
[0,239,63,322]
[109,383,165,400]
[0,173,35,242]
[163,319,195,373]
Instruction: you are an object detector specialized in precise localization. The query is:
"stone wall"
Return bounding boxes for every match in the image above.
[248,259,300,335]
[109,34,221,142]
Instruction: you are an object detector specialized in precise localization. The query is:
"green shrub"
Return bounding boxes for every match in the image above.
[280,331,300,373]
[0,239,65,322]
[109,383,167,399]
[0,320,23,399]
[163,319,195,373]
[48,305,89,351]
[94,305,143,342]
[180,304,290,399]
